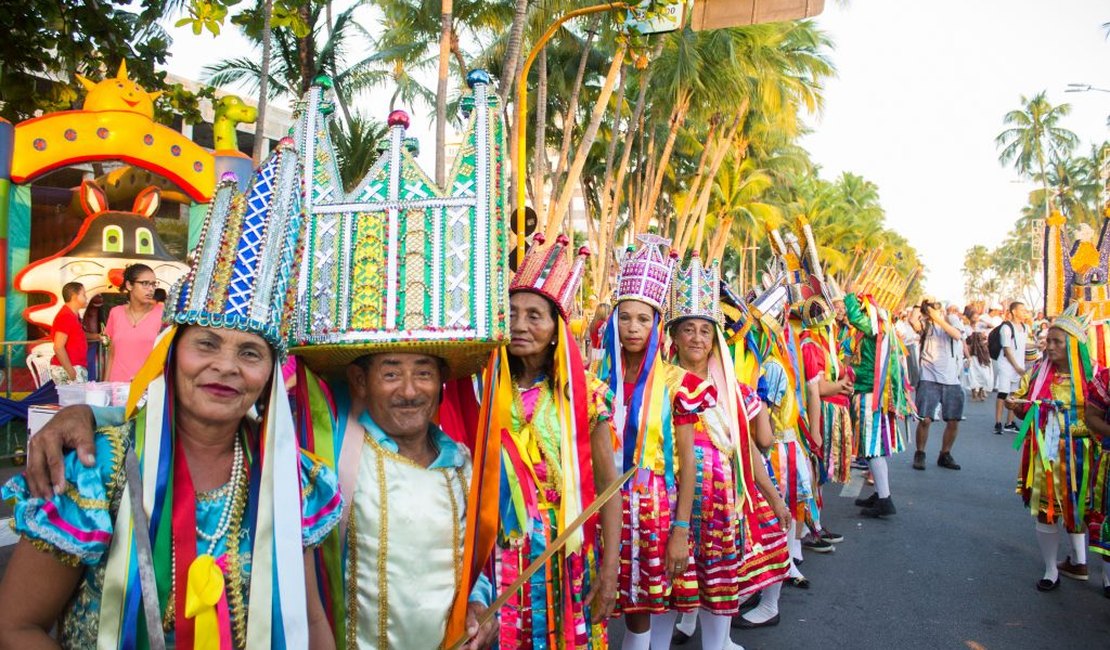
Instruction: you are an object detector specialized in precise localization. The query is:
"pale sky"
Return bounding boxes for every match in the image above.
[800,0,1110,303]
[162,1,1110,305]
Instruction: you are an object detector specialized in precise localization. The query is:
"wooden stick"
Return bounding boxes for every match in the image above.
[444,466,637,650]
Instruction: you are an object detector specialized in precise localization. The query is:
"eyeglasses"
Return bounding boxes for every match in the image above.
[132,280,158,288]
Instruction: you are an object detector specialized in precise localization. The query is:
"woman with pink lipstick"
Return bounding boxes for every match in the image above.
[0,152,340,649]
[598,235,713,650]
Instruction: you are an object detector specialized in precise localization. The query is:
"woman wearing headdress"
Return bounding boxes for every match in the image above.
[1006,304,1098,591]
[489,234,621,649]
[0,150,341,648]
[598,235,711,650]
[798,296,855,486]
[663,255,791,649]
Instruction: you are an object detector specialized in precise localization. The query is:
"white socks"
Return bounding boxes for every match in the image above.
[675,611,697,637]
[698,610,731,650]
[1068,533,1088,565]
[649,611,678,650]
[1035,521,1060,582]
[869,457,891,498]
[741,581,781,625]
[789,532,804,563]
[621,629,650,650]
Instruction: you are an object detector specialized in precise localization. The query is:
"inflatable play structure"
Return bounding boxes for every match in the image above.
[15,181,189,330]
[0,62,257,340]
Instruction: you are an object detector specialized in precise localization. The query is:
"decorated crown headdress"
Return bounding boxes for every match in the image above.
[665,252,722,326]
[614,234,677,313]
[288,70,508,378]
[1052,302,1092,343]
[800,295,834,329]
[167,138,303,354]
[510,233,588,321]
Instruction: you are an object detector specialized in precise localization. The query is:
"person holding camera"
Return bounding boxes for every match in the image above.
[913,297,969,470]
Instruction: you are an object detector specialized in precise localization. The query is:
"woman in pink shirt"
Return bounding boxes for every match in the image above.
[103,264,164,382]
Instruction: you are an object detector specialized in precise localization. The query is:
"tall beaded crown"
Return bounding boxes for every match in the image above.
[1052,302,1092,344]
[509,233,588,321]
[167,140,303,354]
[288,70,508,377]
[614,234,677,313]
[665,252,722,327]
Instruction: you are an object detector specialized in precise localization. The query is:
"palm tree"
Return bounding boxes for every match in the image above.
[996,91,1079,217]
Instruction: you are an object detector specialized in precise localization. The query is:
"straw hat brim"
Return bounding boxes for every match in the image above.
[291,340,506,380]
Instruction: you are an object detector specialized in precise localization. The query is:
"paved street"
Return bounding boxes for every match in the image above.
[0,399,1108,648]
[609,397,1110,649]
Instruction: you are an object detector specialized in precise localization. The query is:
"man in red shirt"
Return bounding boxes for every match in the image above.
[50,282,89,385]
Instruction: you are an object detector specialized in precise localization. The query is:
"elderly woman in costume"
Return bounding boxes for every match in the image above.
[1084,338,1110,597]
[1006,305,1099,591]
[596,235,710,650]
[487,234,621,648]
[0,154,341,649]
[663,256,791,649]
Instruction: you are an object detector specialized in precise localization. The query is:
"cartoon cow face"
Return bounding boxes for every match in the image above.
[16,181,190,330]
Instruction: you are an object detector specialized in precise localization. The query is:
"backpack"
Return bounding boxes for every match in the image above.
[987,321,1014,361]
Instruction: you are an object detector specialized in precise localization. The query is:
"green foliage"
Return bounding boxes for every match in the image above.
[0,0,212,123]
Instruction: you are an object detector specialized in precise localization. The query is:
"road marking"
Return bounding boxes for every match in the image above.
[0,518,16,547]
[839,472,863,498]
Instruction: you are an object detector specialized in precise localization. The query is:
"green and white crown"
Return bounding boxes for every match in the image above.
[288,71,509,377]
[665,252,722,327]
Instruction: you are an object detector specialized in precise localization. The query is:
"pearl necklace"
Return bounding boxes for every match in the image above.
[196,437,244,555]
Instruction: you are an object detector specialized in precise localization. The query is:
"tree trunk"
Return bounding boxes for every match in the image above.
[532,48,549,223]
[298,3,315,94]
[636,92,691,234]
[498,0,529,104]
[252,0,274,165]
[547,23,599,210]
[435,0,453,186]
[545,44,627,238]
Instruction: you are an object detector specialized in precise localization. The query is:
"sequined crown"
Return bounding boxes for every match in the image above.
[167,140,303,354]
[289,71,508,378]
[510,233,588,321]
[614,234,677,313]
[1052,302,1092,344]
[665,253,722,326]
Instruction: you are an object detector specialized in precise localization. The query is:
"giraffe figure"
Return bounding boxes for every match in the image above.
[212,95,258,152]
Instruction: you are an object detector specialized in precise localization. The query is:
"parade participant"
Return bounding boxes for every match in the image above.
[665,255,791,645]
[1083,362,1110,597]
[799,296,855,485]
[0,149,341,649]
[488,234,620,648]
[23,73,508,650]
[597,235,708,650]
[103,263,165,382]
[845,292,912,517]
[1006,305,1097,591]
[50,281,90,385]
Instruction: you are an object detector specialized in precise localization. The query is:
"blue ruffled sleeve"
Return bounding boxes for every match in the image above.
[299,450,342,549]
[1,425,129,566]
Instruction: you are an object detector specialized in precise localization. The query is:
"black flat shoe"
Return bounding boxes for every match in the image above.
[737,593,762,616]
[1104,585,1110,599]
[1036,577,1060,592]
[672,629,693,645]
[735,614,780,629]
[855,492,878,507]
[786,576,810,589]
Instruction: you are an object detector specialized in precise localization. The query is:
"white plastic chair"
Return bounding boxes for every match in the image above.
[27,342,54,390]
